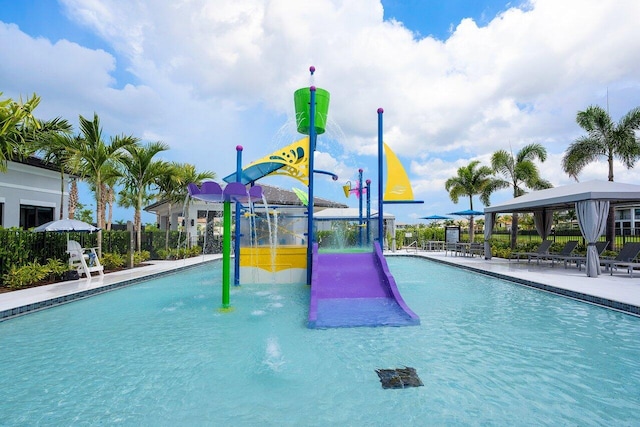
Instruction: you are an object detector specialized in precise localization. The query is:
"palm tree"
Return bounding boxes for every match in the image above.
[562,105,640,248]
[118,141,170,250]
[118,185,155,245]
[491,143,553,248]
[31,123,77,219]
[154,162,215,252]
[66,113,139,256]
[445,160,505,242]
[0,93,41,171]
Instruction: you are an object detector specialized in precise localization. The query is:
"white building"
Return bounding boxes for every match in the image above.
[0,157,71,229]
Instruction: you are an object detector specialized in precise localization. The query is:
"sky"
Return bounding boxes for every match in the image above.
[2,0,640,225]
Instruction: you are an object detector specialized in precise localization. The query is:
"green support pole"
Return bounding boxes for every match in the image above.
[221,200,232,310]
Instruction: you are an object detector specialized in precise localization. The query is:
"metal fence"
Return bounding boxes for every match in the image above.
[0,229,224,280]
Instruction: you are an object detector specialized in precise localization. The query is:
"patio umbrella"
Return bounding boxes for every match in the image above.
[33,218,100,233]
[33,219,101,250]
[420,214,451,220]
[448,209,484,217]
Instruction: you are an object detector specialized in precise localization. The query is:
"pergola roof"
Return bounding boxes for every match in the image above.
[485,180,640,214]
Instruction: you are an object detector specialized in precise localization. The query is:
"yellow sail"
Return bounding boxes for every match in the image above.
[383,142,415,201]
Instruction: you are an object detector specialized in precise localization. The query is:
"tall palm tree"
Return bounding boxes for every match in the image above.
[66,113,139,256]
[445,160,505,242]
[491,143,553,248]
[32,123,77,219]
[154,162,215,252]
[562,105,640,248]
[118,141,170,250]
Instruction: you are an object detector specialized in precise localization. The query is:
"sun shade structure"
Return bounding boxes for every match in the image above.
[421,214,450,220]
[449,209,484,216]
[483,180,640,277]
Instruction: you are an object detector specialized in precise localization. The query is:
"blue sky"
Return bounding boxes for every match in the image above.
[2,0,640,225]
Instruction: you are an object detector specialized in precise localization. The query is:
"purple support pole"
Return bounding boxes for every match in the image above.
[306,82,317,285]
[234,145,243,286]
[377,108,384,247]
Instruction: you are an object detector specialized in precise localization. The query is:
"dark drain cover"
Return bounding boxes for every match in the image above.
[375,366,423,389]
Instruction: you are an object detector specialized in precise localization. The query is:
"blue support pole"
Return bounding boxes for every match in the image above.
[358,168,363,247]
[234,145,243,286]
[366,179,371,246]
[377,108,384,247]
[306,85,317,285]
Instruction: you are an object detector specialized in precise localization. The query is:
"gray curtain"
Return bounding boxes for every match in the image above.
[576,200,609,277]
[484,212,495,259]
[534,210,553,240]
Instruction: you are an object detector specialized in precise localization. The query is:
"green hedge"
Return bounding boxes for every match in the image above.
[0,228,221,286]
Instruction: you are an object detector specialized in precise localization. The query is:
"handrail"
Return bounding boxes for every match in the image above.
[405,240,418,253]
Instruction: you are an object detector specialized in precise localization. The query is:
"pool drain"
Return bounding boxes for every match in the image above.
[375,366,423,389]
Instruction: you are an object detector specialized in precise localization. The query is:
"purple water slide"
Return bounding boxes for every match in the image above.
[308,242,420,328]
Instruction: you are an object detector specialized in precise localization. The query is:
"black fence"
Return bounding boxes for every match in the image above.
[0,229,223,281]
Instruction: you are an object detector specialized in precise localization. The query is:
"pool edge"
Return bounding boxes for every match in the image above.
[0,259,220,322]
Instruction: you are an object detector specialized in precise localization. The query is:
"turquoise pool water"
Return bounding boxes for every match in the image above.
[1,257,639,426]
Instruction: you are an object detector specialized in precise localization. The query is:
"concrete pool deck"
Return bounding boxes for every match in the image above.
[394,250,640,316]
[1,251,639,321]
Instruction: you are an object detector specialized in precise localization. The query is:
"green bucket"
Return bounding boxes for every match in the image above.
[294,87,330,135]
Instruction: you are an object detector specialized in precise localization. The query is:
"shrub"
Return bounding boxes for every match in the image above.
[43,258,69,281]
[133,250,151,265]
[157,249,171,260]
[2,262,48,289]
[101,252,125,270]
[188,246,202,257]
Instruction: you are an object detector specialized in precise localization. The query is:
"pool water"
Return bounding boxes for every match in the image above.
[1,257,639,426]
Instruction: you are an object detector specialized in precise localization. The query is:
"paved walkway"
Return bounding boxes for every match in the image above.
[2,251,639,321]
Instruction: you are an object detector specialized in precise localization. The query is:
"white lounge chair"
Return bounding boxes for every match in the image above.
[67,240,104,279]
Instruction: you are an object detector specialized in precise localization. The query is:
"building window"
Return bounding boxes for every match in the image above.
[615,209,632,220]
[0,203,3,227]
[20,205,54,229]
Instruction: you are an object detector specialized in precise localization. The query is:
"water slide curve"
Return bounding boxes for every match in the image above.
[308,242,420,328]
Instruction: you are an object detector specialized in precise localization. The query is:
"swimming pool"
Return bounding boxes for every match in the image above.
[1,257,639,425]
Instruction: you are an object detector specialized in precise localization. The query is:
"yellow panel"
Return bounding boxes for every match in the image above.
[240,246,307,272]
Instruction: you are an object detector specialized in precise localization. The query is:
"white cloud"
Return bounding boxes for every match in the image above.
[3,0,640,222]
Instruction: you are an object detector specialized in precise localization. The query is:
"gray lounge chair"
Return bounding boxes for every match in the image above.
[565,241,609,269]
[600,242,640,277]
[534,241,579,266]
[510,240,553,262]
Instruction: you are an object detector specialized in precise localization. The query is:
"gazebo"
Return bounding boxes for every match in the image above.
[483,180,640,277]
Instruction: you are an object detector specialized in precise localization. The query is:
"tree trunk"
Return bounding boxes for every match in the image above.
[68,179,78,219]
[59,170,64,219]
[606,205,615,251]
[135,207,141,251]
[165,204,171,252]
[510,213,519,249]
[106,186,114,231]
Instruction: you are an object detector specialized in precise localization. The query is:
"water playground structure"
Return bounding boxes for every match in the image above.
[188,66,423,328]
